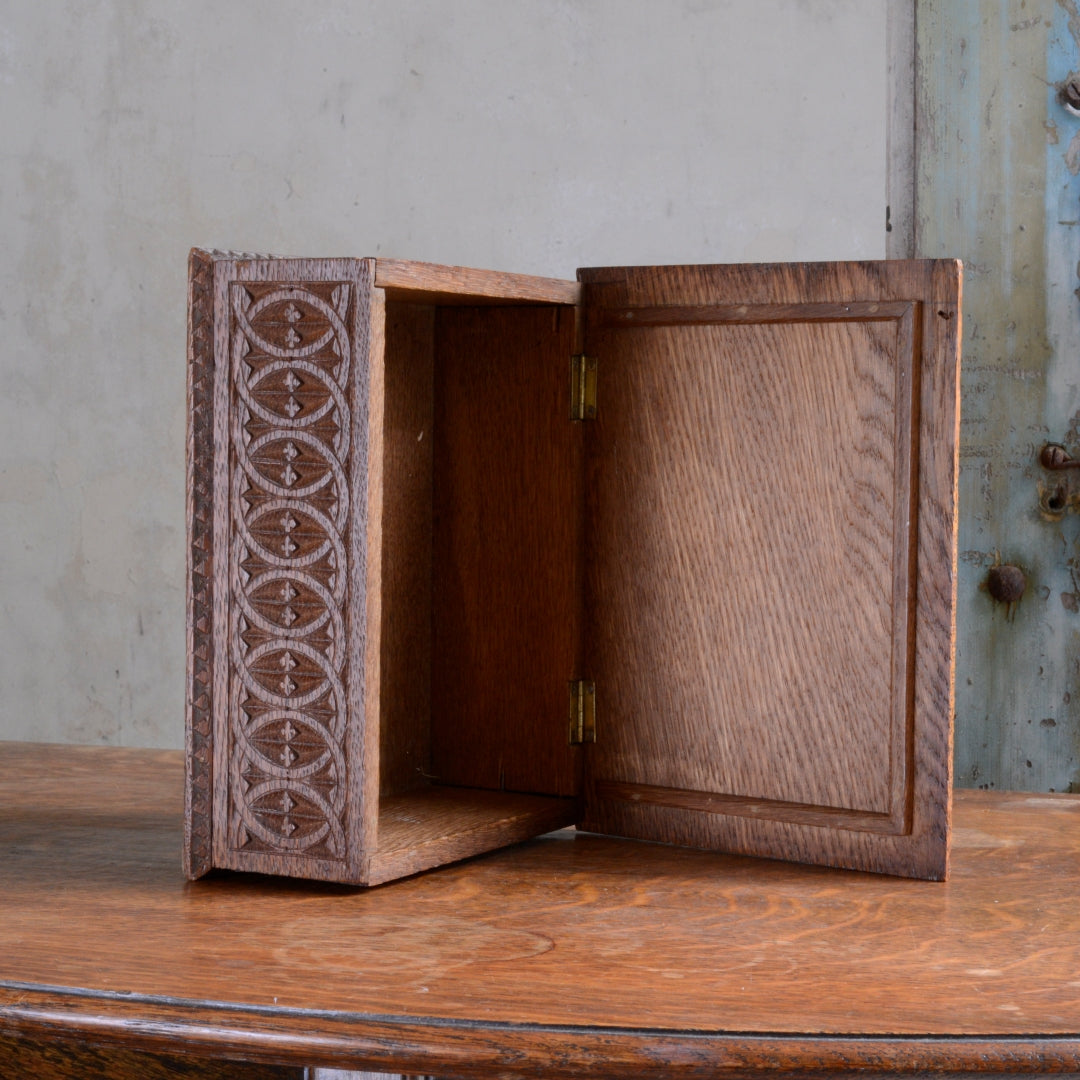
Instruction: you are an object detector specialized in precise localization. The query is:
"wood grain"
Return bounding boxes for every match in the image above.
[374,259,581,306]
[595,300,914,327]
[430,304,582,797]
[185,248,216,881]
[591,779,900,832]
[377,301,435,797]
[188,254,585,886]
[370,786,578,885]
[188,254,958,888]
[585,315,905,813]
[3,745,1079,1079]
[578,261,961,880]
[0,1034,303,1079]
[358,276,384,870]
[191,253,376,884]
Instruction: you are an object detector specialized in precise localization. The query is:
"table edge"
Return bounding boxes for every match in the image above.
[2,983,1079,1078]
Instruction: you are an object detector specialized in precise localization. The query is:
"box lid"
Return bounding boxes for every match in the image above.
[576,260,961,880]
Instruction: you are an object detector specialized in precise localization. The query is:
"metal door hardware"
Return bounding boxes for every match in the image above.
[1039,444,1080,470]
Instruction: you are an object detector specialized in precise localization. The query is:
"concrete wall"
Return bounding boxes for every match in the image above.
[0,0,888,748]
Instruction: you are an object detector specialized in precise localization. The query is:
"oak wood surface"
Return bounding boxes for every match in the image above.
[191,255,378,885]
[586,314,905,814]
[0,1033,303,1079]
[369,786,578,885]
[370,299,585,880]
[430,304,581,797]
[374,259,581,306]
[2,743,1078,1079]
[378,301,435,798]
[188,254,585,888]
[361,283,387,865]
[185,249,216,881]
[189,254,959,889]
[578,260,960,881]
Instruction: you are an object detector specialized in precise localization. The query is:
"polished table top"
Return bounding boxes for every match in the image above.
[1,742,1079,1077]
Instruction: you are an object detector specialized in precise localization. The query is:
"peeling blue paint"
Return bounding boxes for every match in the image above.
[918,0,1080,793]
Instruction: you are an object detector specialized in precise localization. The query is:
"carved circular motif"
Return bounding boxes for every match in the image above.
[228,281,353,859]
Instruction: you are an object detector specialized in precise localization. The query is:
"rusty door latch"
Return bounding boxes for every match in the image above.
[1039,443,1079,515]
[1040,444,1080,471]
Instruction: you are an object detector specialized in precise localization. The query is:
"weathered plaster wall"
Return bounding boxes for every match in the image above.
[0,0,888,748]
[916,0,1080,793]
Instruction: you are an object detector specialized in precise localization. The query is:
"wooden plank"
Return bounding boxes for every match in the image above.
[374,259,581,307]
[184,248,216,881]
[187,252,377,884]
[369,787,578,885]
[429,304,582,798]
[595,300,913,327]
[358,279,385,871]
[3,745,1080,1077]
[584,308,909,819]
[377,302,435,797]
[578,260,960,880]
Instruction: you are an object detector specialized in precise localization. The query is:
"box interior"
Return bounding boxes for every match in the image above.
[371,295,584,878]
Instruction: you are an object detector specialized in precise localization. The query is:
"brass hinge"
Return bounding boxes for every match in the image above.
[568,680,596,744]
[570,354,597,420]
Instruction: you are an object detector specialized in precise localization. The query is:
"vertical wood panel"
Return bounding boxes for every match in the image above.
[577,260,958,879]
[430,305,582,797]
[584,316,904,814]
[192,255,377,884]
[184,248,216,880]
[358,273,384,869]
[378,302,435,797]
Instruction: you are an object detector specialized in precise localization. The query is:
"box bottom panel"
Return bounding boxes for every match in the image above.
[368,786,579,885]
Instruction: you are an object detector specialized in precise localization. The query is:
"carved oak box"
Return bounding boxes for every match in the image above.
[185,251,961,886]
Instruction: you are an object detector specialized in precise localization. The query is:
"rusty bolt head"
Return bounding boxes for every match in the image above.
[987,563,1027,605]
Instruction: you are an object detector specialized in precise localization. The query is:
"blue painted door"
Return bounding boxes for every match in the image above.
[916,0,1080,792]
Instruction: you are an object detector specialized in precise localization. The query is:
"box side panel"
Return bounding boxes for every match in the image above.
[356,281,385,877]
[907,260,961,877]
[199,257,375,883]
[378,301,436,797]
[580,260,959,880]
[430,304,583,798]
[577,260,946,305]
[375,259,581,306]
[184,249,217,880]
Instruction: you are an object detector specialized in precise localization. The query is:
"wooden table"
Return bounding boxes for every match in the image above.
[2,743,1079,1079]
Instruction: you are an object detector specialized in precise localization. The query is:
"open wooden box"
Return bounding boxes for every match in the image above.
[185,252,960,885]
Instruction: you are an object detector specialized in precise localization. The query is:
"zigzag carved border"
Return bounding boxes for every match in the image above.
[184,249,216,879]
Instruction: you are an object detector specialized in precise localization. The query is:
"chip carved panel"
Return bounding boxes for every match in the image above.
[226,280,355,864]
